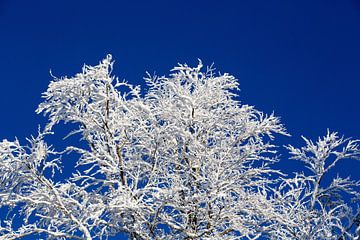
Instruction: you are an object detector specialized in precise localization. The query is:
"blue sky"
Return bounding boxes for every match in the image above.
[0,0,360,238]
[1,0,359,141]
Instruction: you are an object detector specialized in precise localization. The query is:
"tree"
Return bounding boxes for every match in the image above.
[0,55,359,240]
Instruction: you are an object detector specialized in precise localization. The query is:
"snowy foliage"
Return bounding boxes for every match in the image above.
[0,55,359,239]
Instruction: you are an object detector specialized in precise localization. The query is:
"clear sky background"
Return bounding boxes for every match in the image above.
[0,0,359,238]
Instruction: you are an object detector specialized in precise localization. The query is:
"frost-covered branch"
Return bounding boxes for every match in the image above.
[0,56,359,239]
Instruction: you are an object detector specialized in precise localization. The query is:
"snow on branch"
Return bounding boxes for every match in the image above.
[0,56,359,239]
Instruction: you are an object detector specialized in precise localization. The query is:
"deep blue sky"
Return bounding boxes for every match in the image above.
[1,0,360,140]
[0,0,360,238]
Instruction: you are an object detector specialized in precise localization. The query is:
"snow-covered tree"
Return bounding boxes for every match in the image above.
[0,55,359,239]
